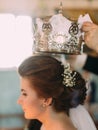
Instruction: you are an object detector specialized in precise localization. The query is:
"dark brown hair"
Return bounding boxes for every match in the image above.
[18,55,87,115]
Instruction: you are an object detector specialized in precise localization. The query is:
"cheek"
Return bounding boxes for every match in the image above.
[24,98,43,119]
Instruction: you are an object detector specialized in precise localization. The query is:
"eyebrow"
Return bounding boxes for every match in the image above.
[21,89,26,92]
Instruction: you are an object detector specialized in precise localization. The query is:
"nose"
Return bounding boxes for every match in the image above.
[17,96,22,105]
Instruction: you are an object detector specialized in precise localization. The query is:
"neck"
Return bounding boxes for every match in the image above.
[38,107,76,130]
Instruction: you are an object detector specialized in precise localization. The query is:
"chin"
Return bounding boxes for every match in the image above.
[24,115,31,119]
[24,113,36,119]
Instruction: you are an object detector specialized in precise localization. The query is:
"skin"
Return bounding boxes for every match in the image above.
[82,21,98,53]
[17,77,48,120]
[17,77,77,130]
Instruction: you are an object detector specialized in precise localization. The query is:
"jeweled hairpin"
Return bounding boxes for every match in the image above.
[62,63,76,87]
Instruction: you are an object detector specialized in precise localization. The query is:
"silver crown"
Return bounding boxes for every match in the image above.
[33,13,84,54]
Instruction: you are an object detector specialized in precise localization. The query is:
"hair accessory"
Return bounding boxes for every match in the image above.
[62,63,77,87]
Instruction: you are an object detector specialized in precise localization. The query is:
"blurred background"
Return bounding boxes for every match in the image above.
[0,0,98,129]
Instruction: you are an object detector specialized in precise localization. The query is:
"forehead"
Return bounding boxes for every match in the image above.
[20,77,32,87]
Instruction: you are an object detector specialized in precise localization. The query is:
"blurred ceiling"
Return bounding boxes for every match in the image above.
[0,0,98,23]
[0,0,98,17]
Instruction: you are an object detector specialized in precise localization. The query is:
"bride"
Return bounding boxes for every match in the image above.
[17,55,96,130]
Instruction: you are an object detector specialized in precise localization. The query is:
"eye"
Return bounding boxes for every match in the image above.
[22,93,27,96]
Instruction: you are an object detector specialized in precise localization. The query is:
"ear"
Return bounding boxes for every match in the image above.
[42,97,53,107]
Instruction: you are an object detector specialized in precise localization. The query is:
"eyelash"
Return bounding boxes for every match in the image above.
[22,93,27,96]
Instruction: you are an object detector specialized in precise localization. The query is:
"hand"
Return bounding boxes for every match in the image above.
[82,22,98,53]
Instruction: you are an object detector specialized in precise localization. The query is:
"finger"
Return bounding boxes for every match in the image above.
[84,35,90,44]
[83,31,90,40]
[82,21,92,26]
[82,22,97,30]
[82,26,92,32]
[82,25,97,33]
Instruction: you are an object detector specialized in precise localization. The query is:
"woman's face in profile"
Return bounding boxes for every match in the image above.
[17,77,45,119]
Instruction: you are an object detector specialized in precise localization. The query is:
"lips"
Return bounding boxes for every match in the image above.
[23,109,26,111]
[22,107,26,111]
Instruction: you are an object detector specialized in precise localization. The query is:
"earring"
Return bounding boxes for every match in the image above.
[40,103,46,111]
[42,103,46,107]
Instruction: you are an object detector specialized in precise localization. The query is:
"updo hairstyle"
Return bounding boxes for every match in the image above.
[18,55,87,115]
